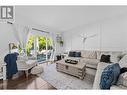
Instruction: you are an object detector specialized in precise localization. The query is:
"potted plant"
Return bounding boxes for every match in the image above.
[59,40,64,46]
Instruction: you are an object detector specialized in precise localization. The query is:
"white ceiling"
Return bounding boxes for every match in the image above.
[15,6,127,32]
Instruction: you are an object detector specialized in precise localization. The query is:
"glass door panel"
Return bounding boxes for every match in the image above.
[37,36,46,62]
[26,35,34,56]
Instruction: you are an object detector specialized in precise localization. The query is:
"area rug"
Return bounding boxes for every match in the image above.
[41,63,95,90]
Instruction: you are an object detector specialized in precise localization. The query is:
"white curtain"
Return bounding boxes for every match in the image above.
[49,33,56,61]
[11,24,30,50]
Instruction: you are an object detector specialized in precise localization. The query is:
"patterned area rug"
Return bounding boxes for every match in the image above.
[41,63,95,89]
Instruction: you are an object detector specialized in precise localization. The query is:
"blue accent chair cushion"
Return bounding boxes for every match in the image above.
[100,63,120,89]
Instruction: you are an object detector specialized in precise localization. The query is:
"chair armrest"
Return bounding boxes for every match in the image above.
[16,60,28,69]
[16,60,26,63]
[16,59,37,71]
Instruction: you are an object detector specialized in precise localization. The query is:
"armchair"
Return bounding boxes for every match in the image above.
[16,59,37,77]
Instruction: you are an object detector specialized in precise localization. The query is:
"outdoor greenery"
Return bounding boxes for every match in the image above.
[26,36,53,55]
[26,36,34,55]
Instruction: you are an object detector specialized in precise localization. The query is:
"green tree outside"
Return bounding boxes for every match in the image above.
[26,36,52,55]
[26,36,34,55]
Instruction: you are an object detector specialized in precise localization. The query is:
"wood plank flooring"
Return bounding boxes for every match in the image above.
[0,74,56,90]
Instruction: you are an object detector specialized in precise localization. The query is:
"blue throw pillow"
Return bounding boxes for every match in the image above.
[69,51,75,57]
[75,52,81,57]
[100,63,120,89]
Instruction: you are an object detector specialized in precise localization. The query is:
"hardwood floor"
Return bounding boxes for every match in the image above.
[0,74,56,90]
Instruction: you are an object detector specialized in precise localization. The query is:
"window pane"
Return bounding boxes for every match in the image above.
[37,36,46,62]
[26,35,34,56]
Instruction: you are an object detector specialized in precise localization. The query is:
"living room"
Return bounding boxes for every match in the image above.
[0,2,127,92]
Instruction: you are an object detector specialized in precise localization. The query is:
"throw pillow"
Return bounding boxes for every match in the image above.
[75,52,81,57]
[119,54,127,68]
[100,63,120,89]
[100,54,111,63]
[120,67,127,74]
[110,52,121,63]
[117,72,127,87]
[97,51,110,60]
[68,51,75,57]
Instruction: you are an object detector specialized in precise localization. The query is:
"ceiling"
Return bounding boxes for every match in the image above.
[15,6,127,32]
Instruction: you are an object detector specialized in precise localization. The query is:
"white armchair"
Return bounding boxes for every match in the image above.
[16,59,37,77]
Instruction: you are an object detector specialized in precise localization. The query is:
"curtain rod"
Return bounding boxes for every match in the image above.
[7,21,50,34]
[32,28,49,34]
[7,21,13,24]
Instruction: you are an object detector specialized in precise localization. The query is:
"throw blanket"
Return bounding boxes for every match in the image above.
[4,53,19,79]
[100,63,120,89]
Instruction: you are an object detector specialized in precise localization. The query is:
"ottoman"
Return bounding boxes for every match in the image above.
[31,65,44,75]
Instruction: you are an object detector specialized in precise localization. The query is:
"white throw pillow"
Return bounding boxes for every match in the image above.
[110,52,122,63]
[119,54,127,68]
[117,72,127,87]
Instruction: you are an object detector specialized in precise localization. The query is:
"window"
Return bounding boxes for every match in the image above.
[26,35,53,63]
[26,35,34,56]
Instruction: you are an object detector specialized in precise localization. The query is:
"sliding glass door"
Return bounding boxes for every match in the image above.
[26,35,53,63]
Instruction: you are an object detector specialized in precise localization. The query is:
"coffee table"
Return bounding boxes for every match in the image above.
[56,59,86,79]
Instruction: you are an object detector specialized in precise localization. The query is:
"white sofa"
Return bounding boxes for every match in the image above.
[93,62,127,89]
[67,50,127,89]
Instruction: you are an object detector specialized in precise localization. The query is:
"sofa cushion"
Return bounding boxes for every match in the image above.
[119,54,127,68]
[99,63,120,89]
[100,54,111,63]
[81,50,97,59]
[81,58,99,66]
[86,64,97,69]
[117,72,127,87]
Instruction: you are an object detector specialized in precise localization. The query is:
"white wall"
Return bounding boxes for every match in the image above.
[63,14,127,52]
[0,23,17,60]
